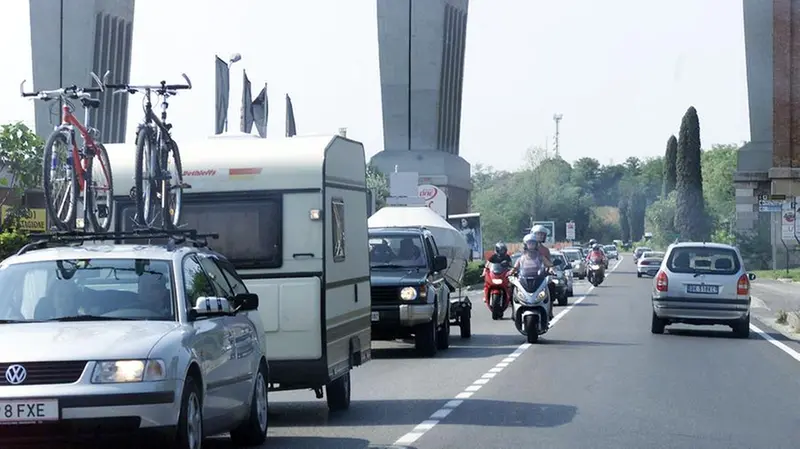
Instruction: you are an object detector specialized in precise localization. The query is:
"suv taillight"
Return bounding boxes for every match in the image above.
[655,271,668,292]
[737,274,750,295]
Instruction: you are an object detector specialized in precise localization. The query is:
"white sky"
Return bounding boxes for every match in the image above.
[0,0,749,171]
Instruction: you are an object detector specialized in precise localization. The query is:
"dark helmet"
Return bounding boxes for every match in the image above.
[593,244,602,250]
[494,241,507,255]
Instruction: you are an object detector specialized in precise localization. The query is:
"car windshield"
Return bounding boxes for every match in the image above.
[369,235,427,268]
[0,258,175,322]
[642,252,665,259]
[666,247,740,275]
[562,250,580,262]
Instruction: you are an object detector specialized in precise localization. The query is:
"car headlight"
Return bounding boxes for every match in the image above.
[91,359,167,383]
[491,279,503,285]
[400,287,418,300]
[537,290,547,300]
[552,279,560,284]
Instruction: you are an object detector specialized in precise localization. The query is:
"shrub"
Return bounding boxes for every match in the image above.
[463,260,485,286]
[0,230,29,261]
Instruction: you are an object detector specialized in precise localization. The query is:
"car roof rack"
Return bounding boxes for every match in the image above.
[15,228,220,257]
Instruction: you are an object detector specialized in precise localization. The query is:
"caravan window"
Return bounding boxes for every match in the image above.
[118,198,282,269]
[332,199,346,262]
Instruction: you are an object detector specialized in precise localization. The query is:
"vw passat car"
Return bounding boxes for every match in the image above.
[0,232,269,448]
[651,242,755,338]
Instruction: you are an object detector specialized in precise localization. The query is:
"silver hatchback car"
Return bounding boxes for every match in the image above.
[651,242,755,338]
[0,231,269,448]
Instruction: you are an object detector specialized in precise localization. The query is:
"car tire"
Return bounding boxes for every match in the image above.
[230,362,269,446]
[175,376,203,449]
[651,311,665,334]
[436,310,450,350]
[460,309,472,338]
[326,370,351,412]
[637,273,642,278]
[567,288,574,298]
[415,318,438,357]
[558,294,567,306]
[732,314,750,339]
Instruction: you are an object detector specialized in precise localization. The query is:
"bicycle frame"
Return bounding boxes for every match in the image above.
[57,103,111,194]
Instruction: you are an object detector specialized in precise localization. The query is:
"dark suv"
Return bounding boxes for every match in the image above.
[368,227,452,357]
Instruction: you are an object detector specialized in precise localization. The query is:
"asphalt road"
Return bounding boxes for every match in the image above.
[209,255,800,448]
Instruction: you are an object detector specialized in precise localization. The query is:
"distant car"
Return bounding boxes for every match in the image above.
[637,251,665,277]
[562,249,586,279]
[603,245,619,260]
[633,246,652,263]
[0,231,268,447]
[550,251,573,303]
[651,242,755,338]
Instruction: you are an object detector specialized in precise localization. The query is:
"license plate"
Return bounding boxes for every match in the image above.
[371,312,379,322]
[686,284,719,294]
[0,400,59,423]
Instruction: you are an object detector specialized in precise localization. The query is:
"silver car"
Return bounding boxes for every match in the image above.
[562,249,586,279]
[603,245,619,260]
[637,251,665,277]
[0,236,269,448]
[651,242,755,338]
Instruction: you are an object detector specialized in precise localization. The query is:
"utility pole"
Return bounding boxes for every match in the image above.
[553,113,563,158]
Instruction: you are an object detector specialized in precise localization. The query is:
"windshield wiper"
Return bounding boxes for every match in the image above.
[372,263,414,269]
[45,315,136,322]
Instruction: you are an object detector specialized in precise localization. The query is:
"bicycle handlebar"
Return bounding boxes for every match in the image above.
[20,70,108,100]
[105,73,193,94]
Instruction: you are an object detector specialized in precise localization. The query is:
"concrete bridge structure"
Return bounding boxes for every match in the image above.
[736,0,800,267]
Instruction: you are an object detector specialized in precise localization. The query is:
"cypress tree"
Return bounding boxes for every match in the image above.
[618,196,631,241]
[674,106,708,241]
[662,135,678,198]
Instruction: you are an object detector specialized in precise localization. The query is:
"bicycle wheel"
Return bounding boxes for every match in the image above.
[42,130,78,230]
[134,126,156,227]
[85,143,115,232]
[160,138,184,229]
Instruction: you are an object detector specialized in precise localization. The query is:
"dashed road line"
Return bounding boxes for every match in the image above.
[393,257,624,446]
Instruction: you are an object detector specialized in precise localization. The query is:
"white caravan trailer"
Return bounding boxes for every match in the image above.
[104,134,372,411]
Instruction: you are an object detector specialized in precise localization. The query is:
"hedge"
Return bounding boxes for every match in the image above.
[463,260,485,286]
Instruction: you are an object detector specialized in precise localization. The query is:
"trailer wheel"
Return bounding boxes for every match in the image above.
[326,370,351,412]
[459,309,472,339]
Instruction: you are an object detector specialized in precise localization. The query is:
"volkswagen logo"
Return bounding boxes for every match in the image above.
[5,364,27,385]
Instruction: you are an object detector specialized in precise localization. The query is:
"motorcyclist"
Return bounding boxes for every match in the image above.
[586,243,607,278]
[512,228,555,319]
[486,241,512,266]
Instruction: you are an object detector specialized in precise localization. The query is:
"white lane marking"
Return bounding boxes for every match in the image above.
[750,323,800,362]
[392,257,624,446]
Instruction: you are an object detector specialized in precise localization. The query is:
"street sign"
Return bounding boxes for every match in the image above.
[565,221,576,241]
[758,194,783,212]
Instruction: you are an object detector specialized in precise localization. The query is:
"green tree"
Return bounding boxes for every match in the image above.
[366,164,389,209]
[701,143,738,231]
[0,122,43,231]
[674,106,708,241]
[618,196,631,241]
[662,135,678,198]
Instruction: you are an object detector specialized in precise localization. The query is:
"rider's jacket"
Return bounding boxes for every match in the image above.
[487,253,512,265]
[586,250,605,263]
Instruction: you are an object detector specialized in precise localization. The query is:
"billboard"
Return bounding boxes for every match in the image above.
[448,213,482,261]
[530,221,556,245]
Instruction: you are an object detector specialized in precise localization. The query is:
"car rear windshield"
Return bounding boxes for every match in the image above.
[666,247,740,275]
[604,245,616,251]
[642,252,664,259]
[0,259,175,322]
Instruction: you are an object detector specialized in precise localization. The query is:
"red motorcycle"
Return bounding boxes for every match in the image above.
[484,261,512,320]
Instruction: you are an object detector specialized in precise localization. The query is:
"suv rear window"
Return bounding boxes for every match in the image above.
[666,247,740,275]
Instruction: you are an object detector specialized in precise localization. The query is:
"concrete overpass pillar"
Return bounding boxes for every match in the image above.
[371,0,472,214]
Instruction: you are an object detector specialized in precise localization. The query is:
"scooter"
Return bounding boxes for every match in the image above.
[587,260,605,287]
[483,261,512,320]
[509,267,554,343]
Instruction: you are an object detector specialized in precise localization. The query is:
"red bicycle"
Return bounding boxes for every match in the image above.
[20,71,115,232]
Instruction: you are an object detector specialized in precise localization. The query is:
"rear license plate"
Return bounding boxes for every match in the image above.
[686,284,719,294]
[371,312,379,322]
[0,400,59,423]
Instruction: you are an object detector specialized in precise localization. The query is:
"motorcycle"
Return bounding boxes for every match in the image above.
[509,266,555,343]
[483,261,512,320]
[587,259,605,286]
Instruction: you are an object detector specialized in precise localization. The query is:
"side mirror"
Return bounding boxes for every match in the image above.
[748,272,756,281]
[192,297,232,317]
[232,292,259,312]
[433,255,448,272]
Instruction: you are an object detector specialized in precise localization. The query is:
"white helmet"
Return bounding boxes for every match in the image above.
[530,225,549,243]
[522,233,537,250]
